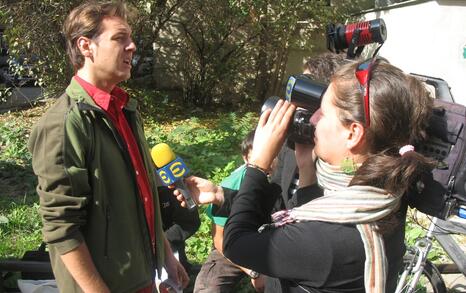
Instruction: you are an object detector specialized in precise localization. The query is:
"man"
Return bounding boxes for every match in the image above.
[28,2,189,292]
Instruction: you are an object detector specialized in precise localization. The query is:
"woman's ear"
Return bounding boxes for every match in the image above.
[77,36,93,58]
[346,122,365,151]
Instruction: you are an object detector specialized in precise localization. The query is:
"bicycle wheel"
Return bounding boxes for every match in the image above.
[397,254,447,293]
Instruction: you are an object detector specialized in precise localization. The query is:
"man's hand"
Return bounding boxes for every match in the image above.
[251,275,265,292]
[163,236,189,289]
[60,242,110,293]
[164,252,190,289]
[173,176,224,207]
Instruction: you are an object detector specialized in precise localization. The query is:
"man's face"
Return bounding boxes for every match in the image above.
[88,16,136,86]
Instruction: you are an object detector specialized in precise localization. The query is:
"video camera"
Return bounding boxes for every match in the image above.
[408,84,466,220]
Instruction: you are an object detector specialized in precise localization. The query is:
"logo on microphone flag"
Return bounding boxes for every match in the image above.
[156,157,190,185]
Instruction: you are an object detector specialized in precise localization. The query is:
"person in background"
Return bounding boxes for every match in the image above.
[194,129,266,293]
[303,53,348,82]
[28,2,189,292]
[159,186,201,274]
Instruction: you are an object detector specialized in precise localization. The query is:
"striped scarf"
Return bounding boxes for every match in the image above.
[271,159,401,293]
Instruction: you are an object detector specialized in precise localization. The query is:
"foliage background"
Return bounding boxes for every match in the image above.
[0,0,370,107]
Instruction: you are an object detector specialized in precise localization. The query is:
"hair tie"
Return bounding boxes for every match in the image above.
[399,145,415,156]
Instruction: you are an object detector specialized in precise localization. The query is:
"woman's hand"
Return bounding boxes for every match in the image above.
[250,100,296,172]
[173,176,225,207]
[295,143,317,187]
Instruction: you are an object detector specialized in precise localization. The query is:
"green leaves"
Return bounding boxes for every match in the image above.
[0,1,77,95]
[0,215,8,224]
[145,110,257,180]
[186,208,213,263]
[405,212,451,263]
[0,202,42,258]
[0,121,31,164]
[0,84,12,103]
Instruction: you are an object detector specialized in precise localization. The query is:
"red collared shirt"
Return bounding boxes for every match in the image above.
[74,76,156,252]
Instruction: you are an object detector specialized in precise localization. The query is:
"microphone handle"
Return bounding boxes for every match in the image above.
[174,179,197,210]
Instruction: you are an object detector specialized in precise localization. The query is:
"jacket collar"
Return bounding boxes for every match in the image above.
[65,78,138,112]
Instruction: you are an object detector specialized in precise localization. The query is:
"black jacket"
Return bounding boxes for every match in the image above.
[222,167,406,293]
[158,186,200,270]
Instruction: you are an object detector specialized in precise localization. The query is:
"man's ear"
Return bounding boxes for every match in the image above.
[346,122,365,151]
[77,36,93,58]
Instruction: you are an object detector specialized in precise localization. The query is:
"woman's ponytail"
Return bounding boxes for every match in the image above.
[350,149,436,196]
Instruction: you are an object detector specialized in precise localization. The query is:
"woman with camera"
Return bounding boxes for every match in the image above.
[176,59,434,292]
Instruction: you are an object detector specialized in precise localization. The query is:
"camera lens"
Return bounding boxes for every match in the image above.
[288,109,315,145]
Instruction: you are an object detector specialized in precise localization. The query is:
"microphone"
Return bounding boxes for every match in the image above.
[151,143,197,210]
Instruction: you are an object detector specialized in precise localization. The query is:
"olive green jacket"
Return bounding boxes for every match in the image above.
[28,79,165,293]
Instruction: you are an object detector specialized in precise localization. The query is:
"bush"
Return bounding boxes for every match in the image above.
[144,0,369,106]
[0,0,369,107]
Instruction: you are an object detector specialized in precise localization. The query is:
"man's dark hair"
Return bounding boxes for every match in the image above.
[303,52,348,83]
[62,1,130,71]
[241,129,255,158]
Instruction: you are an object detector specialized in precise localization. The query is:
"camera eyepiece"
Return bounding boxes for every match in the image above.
[285,74,326,114]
